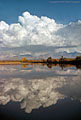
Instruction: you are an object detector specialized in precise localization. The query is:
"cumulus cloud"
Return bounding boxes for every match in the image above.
[0,11,81,51]
[0,21,9,30]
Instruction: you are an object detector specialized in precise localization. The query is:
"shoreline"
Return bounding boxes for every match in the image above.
[0,56,81,64]
[0,56,81,65]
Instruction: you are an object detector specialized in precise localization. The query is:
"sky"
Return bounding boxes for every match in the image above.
[0,0,81,59]
[0,0,81,24]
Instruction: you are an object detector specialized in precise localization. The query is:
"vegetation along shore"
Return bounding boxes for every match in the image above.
[0,56,81,65]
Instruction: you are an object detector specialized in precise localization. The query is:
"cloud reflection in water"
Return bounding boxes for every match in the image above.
[0,65,81,113]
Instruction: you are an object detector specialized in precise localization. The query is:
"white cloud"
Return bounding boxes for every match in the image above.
[0,11,81,53]
[0,21,9,30]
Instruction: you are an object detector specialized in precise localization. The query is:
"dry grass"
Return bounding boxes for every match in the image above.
[0,61,22,65]
[0,58,77,65]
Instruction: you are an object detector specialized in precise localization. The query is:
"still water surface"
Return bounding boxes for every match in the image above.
[0,64,81,120]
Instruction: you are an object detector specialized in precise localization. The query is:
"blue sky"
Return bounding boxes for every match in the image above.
[0,0,81,58]
[0,0,81,24]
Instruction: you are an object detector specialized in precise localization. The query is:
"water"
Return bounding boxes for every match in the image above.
[0,64,81,120]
